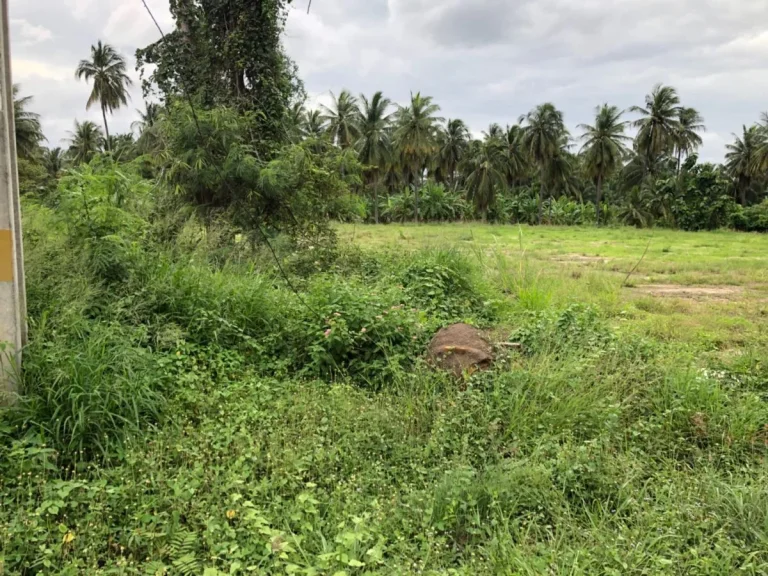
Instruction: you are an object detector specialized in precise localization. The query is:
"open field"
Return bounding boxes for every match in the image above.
[342,223,768,352]
[3,214,768,574]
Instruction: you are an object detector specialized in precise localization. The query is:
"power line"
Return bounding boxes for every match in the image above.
[139,0,323,321]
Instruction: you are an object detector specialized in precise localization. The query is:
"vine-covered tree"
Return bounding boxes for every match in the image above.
[136,0,302,154]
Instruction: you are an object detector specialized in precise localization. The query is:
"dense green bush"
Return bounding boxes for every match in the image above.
[731,199,768,232]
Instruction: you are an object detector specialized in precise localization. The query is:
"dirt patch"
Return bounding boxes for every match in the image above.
[428,323,493,378]
[553,254,610,264]
[632,284,744,301]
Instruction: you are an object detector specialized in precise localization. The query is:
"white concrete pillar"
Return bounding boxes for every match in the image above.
[0,0,23,405]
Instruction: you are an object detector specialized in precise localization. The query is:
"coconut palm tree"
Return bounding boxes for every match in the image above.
[13,84,45,159]
[520,103,568,224]
[725,125,763,206]
[303,109,326,139]
[394,93,443,222]
[284,100,306,143]
[463,139,507,221]
[482,123,504,142]
[43,147,66,179]
[630,84,681,171]
[66,120,104,164]
[578,104,631,225]
[674,107,705,172]
[131,102,161,136]
[355,91,393,223]
[320,90,360,148]
[437,119,470,187]
[75,40,132,150]
[503,124,528,193]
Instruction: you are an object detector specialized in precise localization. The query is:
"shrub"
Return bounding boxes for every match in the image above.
[288,275,426,384]
[731,199,768,232]
[399,249,496,321]
[10,320,165,461]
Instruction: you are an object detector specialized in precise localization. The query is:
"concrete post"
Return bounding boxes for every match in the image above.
[0,0,24,405]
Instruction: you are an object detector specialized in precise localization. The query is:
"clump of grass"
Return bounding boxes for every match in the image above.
[11,319,165,461]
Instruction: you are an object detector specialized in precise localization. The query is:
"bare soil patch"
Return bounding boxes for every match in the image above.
[554,254,610,264]
[632,284,744,301]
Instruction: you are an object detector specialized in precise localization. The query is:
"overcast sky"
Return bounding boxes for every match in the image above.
[10,0,768,161]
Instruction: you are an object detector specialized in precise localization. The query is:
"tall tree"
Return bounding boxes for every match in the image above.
[67,120,104,164]
[674,107,705,172]
[437,119,470,187]
[303,109,326,139]
[75,41,132,150]
[132,102,163,153]
[394,93,443,222]
[131,102,161,135]
[355,91,393,223]
[503,124,527,193]
[520,103,568,224]
[43,147,66,179]
[321,90,361,149]
[630,84,681,172]
[725,125,762,206]
[285,100,306,143]
[578,104,630,225]
[463,140,506,221]
[136,0,301,151]
[13,84,45,159]
[483,123,504,142]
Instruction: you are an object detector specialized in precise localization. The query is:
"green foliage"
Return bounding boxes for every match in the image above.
[732,199,768,232]
[75,41,133,145]
[671,163,737,231]
[399,249,495,321]
[137,0,301,152]
[12,320,165,461]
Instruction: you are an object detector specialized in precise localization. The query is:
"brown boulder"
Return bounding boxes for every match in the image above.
[428,323,493,378]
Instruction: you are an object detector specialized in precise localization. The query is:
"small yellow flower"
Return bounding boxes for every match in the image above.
[63,531,76,544]
[226,509,237,520]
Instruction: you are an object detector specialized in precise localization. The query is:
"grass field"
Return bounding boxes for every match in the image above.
[3,217,768,574]
[342,223,768,351]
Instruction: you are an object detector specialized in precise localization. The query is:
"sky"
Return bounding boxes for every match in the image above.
[10,0,768,161]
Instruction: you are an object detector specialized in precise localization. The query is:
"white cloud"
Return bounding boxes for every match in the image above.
[10,0,768,160]
[12,59,70,81]
[10,19,53,45]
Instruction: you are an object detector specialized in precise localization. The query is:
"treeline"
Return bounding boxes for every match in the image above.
[282,86,768,231]
[11,0,768,233]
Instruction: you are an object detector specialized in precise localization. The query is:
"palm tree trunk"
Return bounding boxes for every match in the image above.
[374,180,379,225]
[102,106,111,152]
[414,185,420,224]
[740,183,747,206]
[538,170,545,225]
[414,163,421,224]
[595,174,602,227]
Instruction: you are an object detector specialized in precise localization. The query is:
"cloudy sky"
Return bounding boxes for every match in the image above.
[10,0,768,161]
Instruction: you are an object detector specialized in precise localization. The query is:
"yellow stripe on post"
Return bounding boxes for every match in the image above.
[0,229,13,282]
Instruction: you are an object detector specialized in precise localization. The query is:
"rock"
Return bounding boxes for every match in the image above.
[428,323,493,378]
